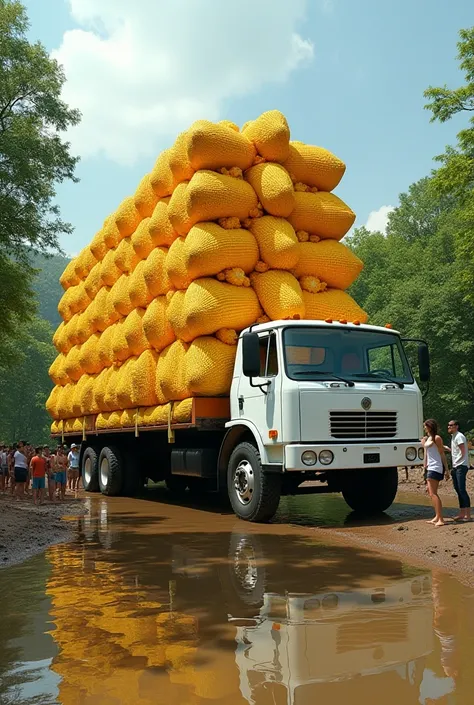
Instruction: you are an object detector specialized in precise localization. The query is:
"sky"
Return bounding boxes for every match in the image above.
[23,0,473,255]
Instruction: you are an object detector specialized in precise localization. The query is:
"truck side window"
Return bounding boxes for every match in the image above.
[259,333,278,377]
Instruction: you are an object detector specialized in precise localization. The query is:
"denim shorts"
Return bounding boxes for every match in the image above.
[32,477,45,490]
[427,471,443,481]
[0,466,8,476]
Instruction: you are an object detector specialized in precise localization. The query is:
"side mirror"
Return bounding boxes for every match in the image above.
[242,333,261,378]
[418,343,430,383]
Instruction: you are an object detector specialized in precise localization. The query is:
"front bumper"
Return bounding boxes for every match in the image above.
[285,441,423,472]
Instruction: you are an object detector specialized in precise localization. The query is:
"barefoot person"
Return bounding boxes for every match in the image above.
[445,420,471,521]
[67,444,80,493]
[55,446,68,501]
[13,441,29,500]
[30,446,47,506]
[424,419,449,526]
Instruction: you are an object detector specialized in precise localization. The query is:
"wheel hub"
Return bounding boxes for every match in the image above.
[234,460,254,505]
[100,457,109,488]
[84,457,91,484]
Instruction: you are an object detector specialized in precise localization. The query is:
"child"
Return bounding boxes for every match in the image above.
[55,446,68,501]
[30,446,47,506]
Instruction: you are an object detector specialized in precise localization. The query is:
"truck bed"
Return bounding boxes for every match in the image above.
[51,397,230,440]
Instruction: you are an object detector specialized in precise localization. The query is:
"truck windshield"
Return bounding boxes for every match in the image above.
[283,327,414,384]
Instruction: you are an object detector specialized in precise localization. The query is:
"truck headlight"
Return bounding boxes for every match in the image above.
[418,447,424,460]
[301,451,317,466]
[405,447,417,461]
[319,450,334,466]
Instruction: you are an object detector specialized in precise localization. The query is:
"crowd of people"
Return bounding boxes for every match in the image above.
[0,441,81,505]
[423,418,472,526]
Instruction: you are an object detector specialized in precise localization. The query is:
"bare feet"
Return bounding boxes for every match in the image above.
[434,520,445,526]
[427,518,438,524]
[453,515,464,521]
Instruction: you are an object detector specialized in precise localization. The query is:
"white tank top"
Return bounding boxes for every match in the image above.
[425,438,443,475]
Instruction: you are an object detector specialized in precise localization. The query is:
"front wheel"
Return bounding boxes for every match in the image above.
[341,467,398,514]
[98,446,123,496]
[82,446,99,492]
[227,442,281,523]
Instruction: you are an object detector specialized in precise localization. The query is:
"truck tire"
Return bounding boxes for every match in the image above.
[342,467,398,514]
[82,446,99,492]
[227,442,281,522]
[98,446,123,496]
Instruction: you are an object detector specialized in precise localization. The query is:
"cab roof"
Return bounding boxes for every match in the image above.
[242,320,401,336]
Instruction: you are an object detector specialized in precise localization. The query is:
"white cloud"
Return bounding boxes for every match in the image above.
[365,205,395,234]
[52,0,313,165]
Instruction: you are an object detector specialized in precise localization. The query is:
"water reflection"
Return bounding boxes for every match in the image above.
[1,496,473,704]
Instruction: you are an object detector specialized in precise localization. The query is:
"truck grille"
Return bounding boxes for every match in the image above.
[330,411,397,439]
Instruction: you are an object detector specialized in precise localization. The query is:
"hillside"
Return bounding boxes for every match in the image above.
[31,252,69,329]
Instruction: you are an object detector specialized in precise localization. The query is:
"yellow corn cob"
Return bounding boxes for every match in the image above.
[63,418,75,433]
[138,403,171,427]
[72,375,87,416]
[78,332,103,375]
[94,367,113,411]
[107,410,123,428]
[100,248,122,287]
[166,237,192,290]
[287,192,356,240]
[185,336,237,396]
[149,197,179,247]
[88,286,112,332]
[219,120,240,132]
[111,318,130,364]
[57,286,76,322]
[134,174,159,218]
[169,131,195,187]
[109,274,134,317]
[104,366,120,411]
[63,344,84,382]
[184,222,259,280]
[143,247,170,298]
[172,398,193,423]
[70,283,91,316]
[50,420,60,434]
[249,216,300,270]
[130,217,155,260]
[302,289,368,323]
[102,214,121,249]
[55,321,72,355]
[64,313,82,347]
[59,259,80,290]
[96,412,111,429]
[76,309,96,345]
[130,349,160,407]
[53,322,67,353]
[242,110,290,163]
[73,247,97,281]
[84,262,103,300]
[156,340,189,402]
[150,148,174,197]
[123,307,150,357]
[128,260,154,309]
[187,120,256,171]
[244,163,295,217]
[173,278,261,342]
[114,236,140,274]
[143,296,176,353]
[56,383,75,419]
[49,353,70,386]
[292,240,363,289]
[283,141,346,192]
[97,324,116,369]
[166,289,187,340]
[172,171,259,236]
[250,270,305,320]
[115,357,138,410]
[167,181,190,236]
[120,408,137,428]
[114,197,141,239]
[46,385,61,419]
[81,374,100,415]
[89,228,108,261]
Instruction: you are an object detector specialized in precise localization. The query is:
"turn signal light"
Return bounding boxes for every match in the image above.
[385,324,393,329]
[339,319,347,324]
[325,318,333,323]
[269,429,278,440]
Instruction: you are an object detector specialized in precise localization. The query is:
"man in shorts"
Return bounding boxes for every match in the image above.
[67,444,80,492]
[30,446,47,506]
[55,446,68,501]
[43,445,55,502]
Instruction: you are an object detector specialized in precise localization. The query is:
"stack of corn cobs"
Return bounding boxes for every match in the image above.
[47,110,366,433]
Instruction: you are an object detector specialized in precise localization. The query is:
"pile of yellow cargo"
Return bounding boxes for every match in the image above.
[47,110,366,433]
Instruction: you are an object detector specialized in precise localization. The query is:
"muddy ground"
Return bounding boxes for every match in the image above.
[0,494,86,569]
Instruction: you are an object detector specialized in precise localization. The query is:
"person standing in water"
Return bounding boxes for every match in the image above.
[423,419,449,526]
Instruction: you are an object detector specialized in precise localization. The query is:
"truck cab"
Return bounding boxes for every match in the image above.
[223,320,429,521]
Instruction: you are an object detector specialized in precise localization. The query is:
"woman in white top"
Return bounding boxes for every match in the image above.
[423,419,449,526]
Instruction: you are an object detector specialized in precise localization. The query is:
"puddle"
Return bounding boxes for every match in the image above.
[0,495,473,704]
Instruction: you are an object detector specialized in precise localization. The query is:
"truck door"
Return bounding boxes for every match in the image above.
[237,331,282,443]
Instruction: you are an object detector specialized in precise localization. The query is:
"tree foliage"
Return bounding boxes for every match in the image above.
[0,0,79,367]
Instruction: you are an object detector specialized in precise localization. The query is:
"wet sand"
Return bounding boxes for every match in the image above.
[0,494,87,569]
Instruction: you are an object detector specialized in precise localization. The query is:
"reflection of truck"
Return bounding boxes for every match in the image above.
[56,321,429,521]
[231,577,433,705]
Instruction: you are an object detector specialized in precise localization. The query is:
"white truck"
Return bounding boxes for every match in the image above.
[58,320,430,522]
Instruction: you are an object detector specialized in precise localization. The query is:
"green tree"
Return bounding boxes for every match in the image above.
[0,316,55,444]
[0,0,80,365]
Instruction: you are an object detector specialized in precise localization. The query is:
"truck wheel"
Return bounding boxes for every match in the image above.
[342,467,398,514]
[82,446,99,492]
[165,476,188,495]
[228,442,281,522]
[98,446,123,496]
